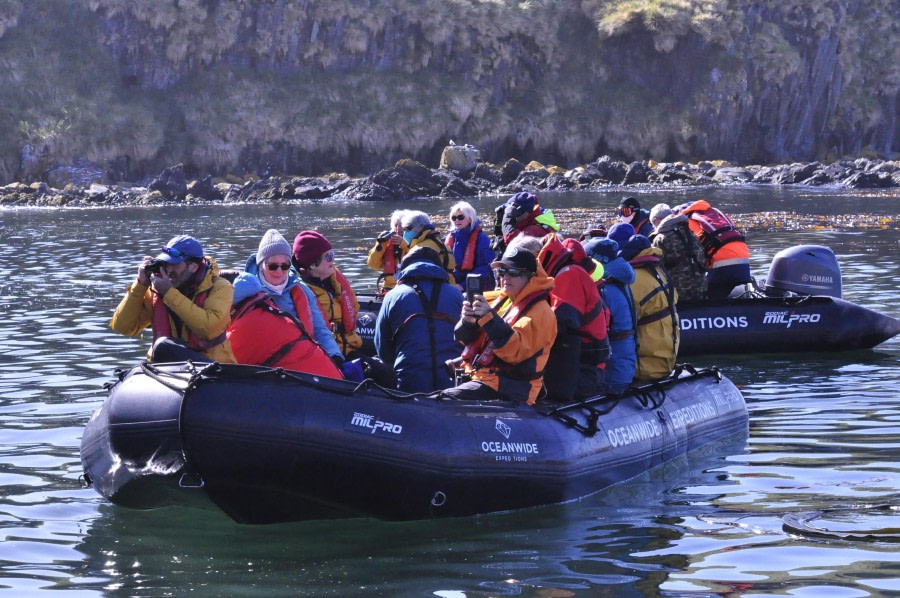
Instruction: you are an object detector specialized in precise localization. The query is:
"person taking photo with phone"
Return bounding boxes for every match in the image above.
[445,246,557,405]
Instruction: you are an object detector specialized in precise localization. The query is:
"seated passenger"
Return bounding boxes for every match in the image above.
[445,201,495,292]
[499,192,558,252]
[584,238,637,395]
[110,234,236,364]
[400,211,456,278]
[227,229,341,377]
[616,197,654,237]
[293,230,363,358]
[538,234,611,401]
[676,199,752,299]
[620,235,679,381]
[607,222,636,249]
[649,203,708,302]
[375,247,464,393]
[367,209,409,293]
[444,246,557,405]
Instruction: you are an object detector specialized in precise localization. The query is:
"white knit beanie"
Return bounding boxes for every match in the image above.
[256,229,292,265]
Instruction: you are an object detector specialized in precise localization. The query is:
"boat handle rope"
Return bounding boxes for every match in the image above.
[138,360,215,393]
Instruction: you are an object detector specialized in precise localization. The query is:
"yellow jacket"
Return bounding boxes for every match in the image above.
[628,247,679,381]
[366,237,408,291]
[110,257,236,363]
[304,267,363,355]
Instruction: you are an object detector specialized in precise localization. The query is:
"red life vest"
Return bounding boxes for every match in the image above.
[382,238,401,276]
[681,201,745,259]
[227,287,341,378]
[445,225,482,271]
[460,289,549,372]
[150,263,226,352]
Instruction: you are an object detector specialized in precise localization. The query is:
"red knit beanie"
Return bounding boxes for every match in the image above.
[292,230,333,268]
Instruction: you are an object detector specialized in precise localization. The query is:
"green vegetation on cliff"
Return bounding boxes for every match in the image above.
[0,0,896,184]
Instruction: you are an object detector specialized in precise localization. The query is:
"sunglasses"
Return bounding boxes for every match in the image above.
[619,207,634,217]
[451,214,466,221]
[266,262,291,271]
[495,267,527,278]
[403,225,415,231]
[322,250,335,262]
[161,246,185,258]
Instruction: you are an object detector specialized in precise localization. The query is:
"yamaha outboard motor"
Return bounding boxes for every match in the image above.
[765,245,842,298]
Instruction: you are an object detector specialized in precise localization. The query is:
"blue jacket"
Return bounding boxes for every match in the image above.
[447,220,495,290]
[234,254,342,359]
[375,259,464,393]
[599,257,637,393]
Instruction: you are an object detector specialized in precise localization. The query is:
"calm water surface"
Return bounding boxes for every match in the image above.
[1,187,899,596]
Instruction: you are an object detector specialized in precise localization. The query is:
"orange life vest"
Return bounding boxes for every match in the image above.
[445,225,482,271]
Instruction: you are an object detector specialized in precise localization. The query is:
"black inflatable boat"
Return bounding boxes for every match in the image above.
[356,245,900,356]
[81,362,747,523]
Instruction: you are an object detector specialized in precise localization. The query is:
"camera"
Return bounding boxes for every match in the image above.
[465,273,483,304]
[145,259,165,275]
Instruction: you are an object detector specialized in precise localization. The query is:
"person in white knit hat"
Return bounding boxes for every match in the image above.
[226,229,345,376]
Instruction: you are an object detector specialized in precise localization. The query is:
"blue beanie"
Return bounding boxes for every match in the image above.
[618,235,651,261]
[583,238,619,265]
[607,222,635,248]
[507,191,536,215]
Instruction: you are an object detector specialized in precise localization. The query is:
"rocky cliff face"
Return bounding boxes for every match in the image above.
[0,0,896,184]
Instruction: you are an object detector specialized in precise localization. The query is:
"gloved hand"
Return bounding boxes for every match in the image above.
[341,359,366,382]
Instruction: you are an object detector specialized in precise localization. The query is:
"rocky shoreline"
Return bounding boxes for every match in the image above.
[1,155,898,208]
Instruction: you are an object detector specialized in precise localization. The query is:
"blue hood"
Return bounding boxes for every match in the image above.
[603,257,635,285]
[398,259,451,283]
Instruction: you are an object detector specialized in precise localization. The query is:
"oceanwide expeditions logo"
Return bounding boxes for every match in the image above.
[481,419,539,462]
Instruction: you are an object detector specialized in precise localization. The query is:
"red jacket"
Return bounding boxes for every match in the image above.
[227,285,341,378]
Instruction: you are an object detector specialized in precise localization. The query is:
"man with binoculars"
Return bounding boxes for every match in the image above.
[110,234,236,363]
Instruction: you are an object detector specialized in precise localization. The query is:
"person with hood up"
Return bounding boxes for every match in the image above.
[619,235,679,381]
[400,211,456,280]
[649,203,707,302]
[110,234,236,363]
[616,197,654,237]
[375,246,464,393]
[583,238,637,394]
[537,234,611,401]
[446,246,557,405]
[498,192,559,254]
[445,201,495,291]
[293,230,363,358]
[227,229,342,378]
[367,209,409,293]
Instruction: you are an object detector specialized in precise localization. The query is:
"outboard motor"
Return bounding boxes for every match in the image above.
[764,245,842,298]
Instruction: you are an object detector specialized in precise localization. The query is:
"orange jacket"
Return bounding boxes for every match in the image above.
[456,270,557,405]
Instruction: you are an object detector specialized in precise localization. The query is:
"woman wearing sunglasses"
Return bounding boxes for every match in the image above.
[293,230,363,358]
[226,229,343,378]
[444,201,495,292]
